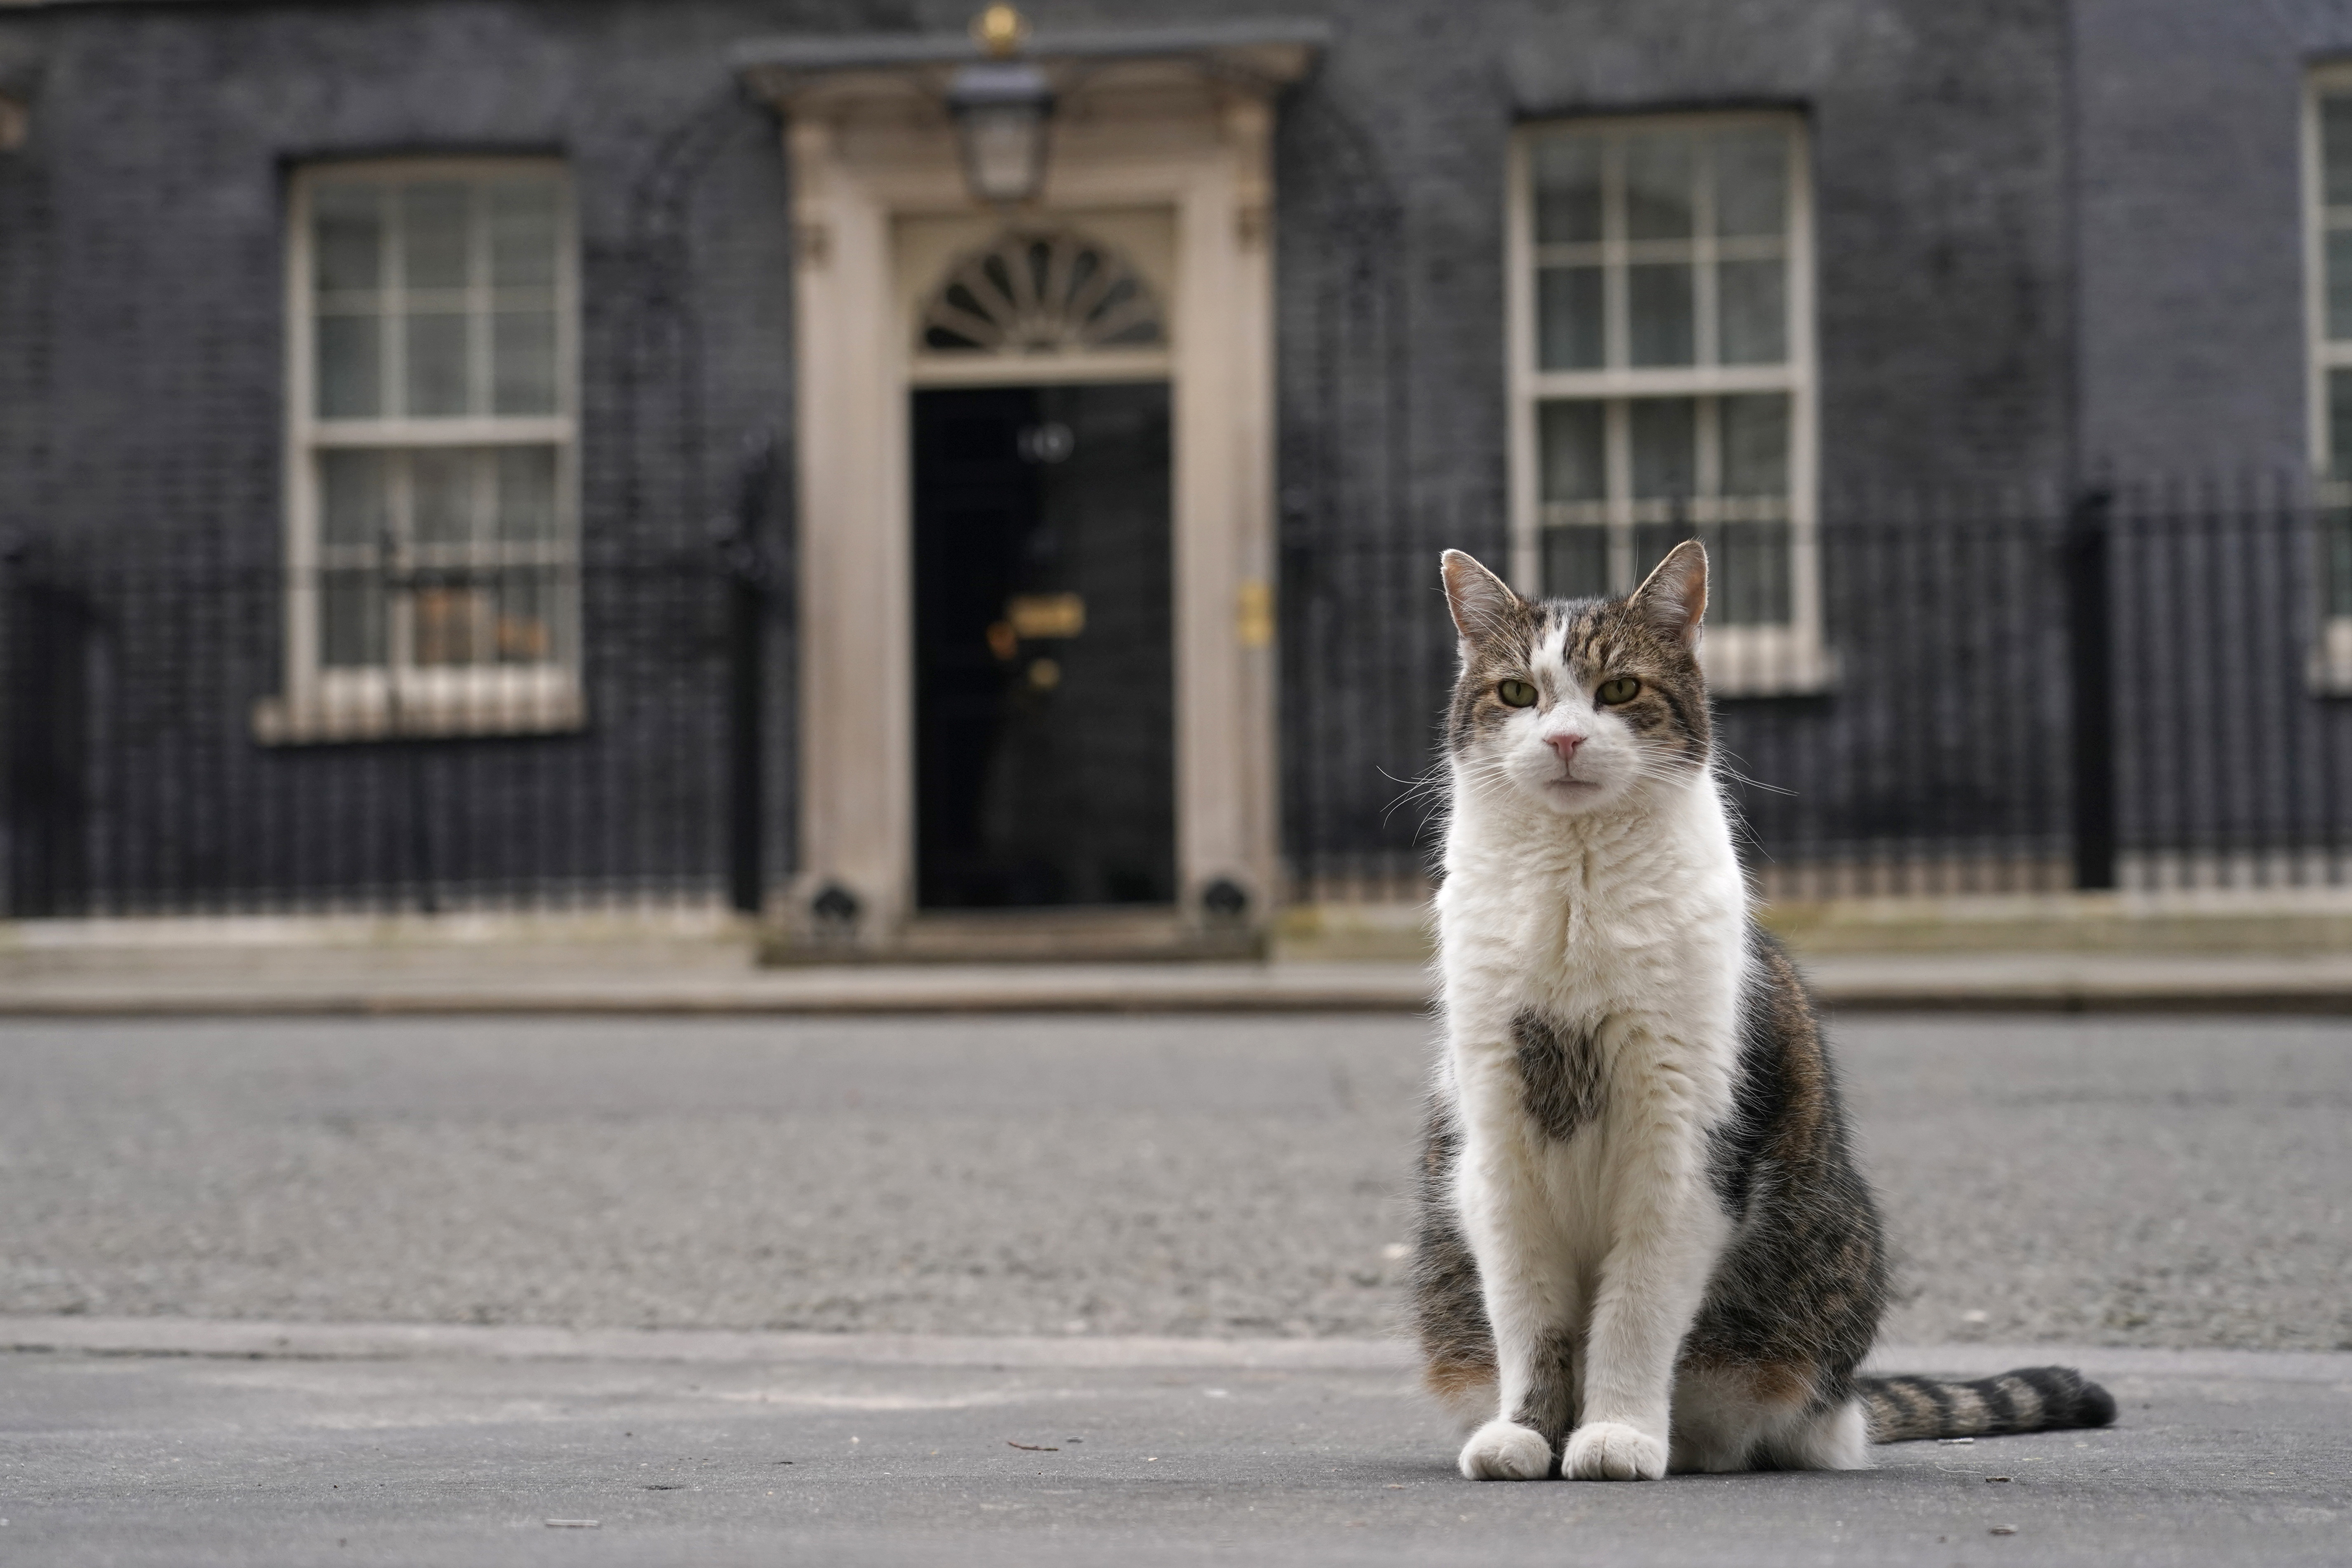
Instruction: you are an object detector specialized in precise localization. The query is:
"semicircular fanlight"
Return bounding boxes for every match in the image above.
[918,228,1166,355]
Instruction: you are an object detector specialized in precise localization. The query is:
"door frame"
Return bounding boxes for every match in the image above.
[761,61,1290,946]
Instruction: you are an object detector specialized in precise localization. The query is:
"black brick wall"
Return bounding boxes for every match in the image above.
[2074,0,2352,478]
[0,0,2087,905]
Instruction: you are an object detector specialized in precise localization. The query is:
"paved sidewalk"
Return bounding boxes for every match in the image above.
[4,1318,2345,1567]
[5,945,2352,1013]
[0,951,1433,1014]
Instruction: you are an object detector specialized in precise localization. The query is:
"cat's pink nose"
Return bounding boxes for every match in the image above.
[1547,733,1584,764]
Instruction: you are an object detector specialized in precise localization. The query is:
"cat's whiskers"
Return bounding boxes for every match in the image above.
[1710,756,1796,797]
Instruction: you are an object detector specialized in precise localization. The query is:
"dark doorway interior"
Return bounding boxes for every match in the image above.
[911,382,1175,910]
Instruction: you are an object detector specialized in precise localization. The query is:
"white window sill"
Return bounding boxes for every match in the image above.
[2314,619,2352,697]
[252,667,584,744]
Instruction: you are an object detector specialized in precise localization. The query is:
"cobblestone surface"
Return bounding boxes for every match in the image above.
[0,1014,2343,1348]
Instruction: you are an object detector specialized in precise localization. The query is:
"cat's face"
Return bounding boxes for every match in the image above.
[1440,543,1712,817]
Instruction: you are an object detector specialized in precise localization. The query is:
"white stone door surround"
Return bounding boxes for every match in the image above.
[743,27,1316,944]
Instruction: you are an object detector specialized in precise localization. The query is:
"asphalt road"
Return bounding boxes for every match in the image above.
[0,1012,2345,1349]
[4,1330,2345,1567]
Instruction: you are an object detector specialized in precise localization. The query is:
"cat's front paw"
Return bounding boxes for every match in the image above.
[1457,1419,1554,1481]
[1564,1420,1667,1481]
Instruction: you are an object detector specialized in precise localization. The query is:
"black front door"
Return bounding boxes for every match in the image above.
[911,382,1175,910]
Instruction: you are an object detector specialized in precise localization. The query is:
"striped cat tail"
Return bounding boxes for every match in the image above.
[1858,1366,2117,1443]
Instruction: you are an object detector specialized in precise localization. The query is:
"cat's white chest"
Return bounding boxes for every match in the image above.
[1437,786,1745,1027]
[1434,782,1747,1205]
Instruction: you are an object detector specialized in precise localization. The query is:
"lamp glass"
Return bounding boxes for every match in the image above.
[948,61,1053,207]
[959,103,1048,204]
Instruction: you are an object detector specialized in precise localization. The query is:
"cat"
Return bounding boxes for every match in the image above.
[1410,542,2114,1480]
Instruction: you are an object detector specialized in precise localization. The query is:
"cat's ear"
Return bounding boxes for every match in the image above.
[1630,539,1707,647]
[1441,550,1522,646]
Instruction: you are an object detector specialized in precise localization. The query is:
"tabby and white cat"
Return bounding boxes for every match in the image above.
[1412,542,2113,1480]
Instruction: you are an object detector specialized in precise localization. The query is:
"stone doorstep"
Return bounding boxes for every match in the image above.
[760,906,1268,966]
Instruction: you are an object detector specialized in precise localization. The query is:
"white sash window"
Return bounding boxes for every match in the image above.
[261,159,581,741]
[1507,114,1824,693]
[2303,73,2352,691]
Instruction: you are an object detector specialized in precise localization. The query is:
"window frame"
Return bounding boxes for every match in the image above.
[1504,110,1825,695]
[259,155,584,743]
[2302,66,2352,693]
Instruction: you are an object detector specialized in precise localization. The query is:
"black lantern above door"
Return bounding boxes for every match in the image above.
[949,7,1055,207]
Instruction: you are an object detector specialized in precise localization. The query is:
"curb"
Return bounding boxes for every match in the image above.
[5,956,2352,1016]
[1814,988,2352,1015]
[0,1316,1414,1370]
[2,986,2350,1017]
[4,1316,2343,1382]
[0,990,1436,1018]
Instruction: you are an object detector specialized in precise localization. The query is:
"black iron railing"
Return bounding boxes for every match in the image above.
[6,484,2350,918]
[1281,483,2352,901]
[0,541,772,918]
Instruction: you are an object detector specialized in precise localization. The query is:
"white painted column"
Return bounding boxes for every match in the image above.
[787,116,914,936]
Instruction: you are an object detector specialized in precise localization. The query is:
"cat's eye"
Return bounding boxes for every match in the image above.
[1496,679,1538,709]
[1597,677,1640,705]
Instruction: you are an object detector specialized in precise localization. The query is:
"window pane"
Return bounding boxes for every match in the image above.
[1632,522,1689,584]
[1538,401,1606,501]
[2329,369,2352,478]
[1718,258,1787,364]
[1713,127,1789,238]
[2325,509,2352,619]
[1625,131,1694,241]
[319,450,388,547]
[1628,264,1694,365]
[1720,393,1790,498]
[2329,231,2352,341]
[1537,266,1604,370]
[495,446,558,541]
[1708,520,1793,624]
[495,570,557,664]
[1542,526,1610,600]
[1531,133,1602,244]
[1632,521,1789,624]
[405,312,470,416]
[1630,398,1696,498]
[312,183,383,293]
[414,582,489,666]
[400,182,470,291]
[299,167,576,682]
[489,180,559,288]
[411,449,475,546]
[2325,97,2352,209]
[320,570,385,667]
[316,313,381,418]
[492,309,558,414]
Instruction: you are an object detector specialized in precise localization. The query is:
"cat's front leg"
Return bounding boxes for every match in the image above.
[1567,1054,1727,1481]
[1450,1054,1580,1481]
[1458,1311,1579,1481]
[1456,1224,1575,1479]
